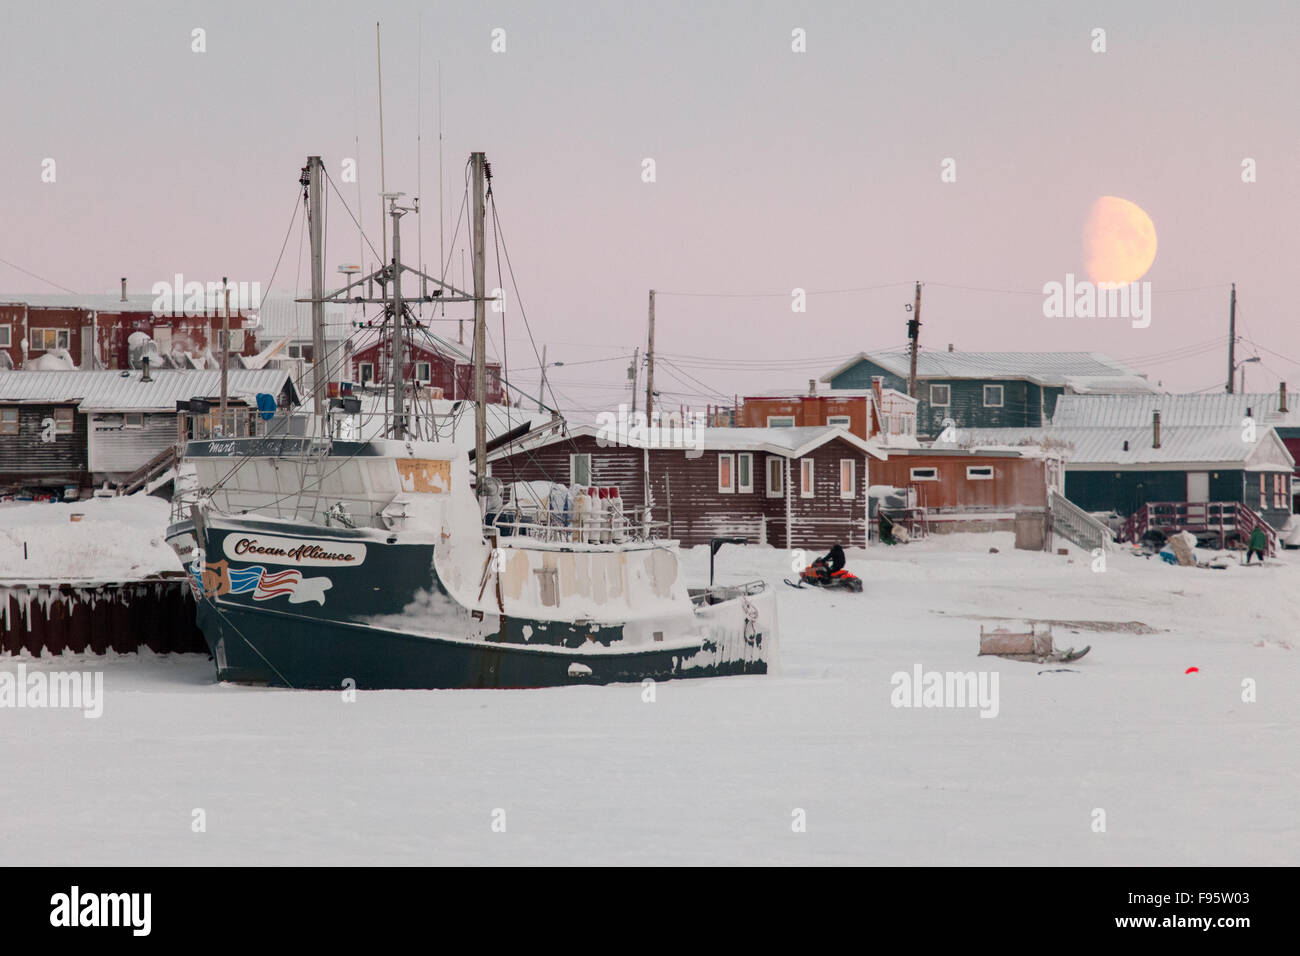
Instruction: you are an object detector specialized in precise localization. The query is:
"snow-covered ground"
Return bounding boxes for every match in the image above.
[1,533,1297,865]
[0,496,182,581]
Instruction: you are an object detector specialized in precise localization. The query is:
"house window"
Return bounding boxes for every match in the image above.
[718,453,735,493]
[359,362,374,384]
[0,408,17,435]
[416,361,432,382]
[800,458,815,498]
[570,453,592,486]
[229,329,245,352]
[30,328,70,351]
[737,452,754,493]
[0,326,10,348]
[983,385,1003,408]
[929,384,950,407]
[839,459,856,499]
[1260,474,1267,510]
[827,415,851,429]
[767,415,795,428]
[53,408,74,434]
[766,457,784,497]
[966,465,994,480]
[1274,474,1286,510]
[910,467,939,481]
[124,413,144,429]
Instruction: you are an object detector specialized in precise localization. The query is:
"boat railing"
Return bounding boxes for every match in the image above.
[689,580,767,606]
[488,503,669,544]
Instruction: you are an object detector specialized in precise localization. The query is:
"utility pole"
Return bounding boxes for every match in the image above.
[1226,282,1237,394]
[645,290,656,420]
[630,346,639,417]
[907,280,922,398]
[538,343,548,412]
[220,276,230,434]
[306,156,327,423]
[471,151,488,496]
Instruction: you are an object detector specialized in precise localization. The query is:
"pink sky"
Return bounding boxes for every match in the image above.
[2,1,1298,414]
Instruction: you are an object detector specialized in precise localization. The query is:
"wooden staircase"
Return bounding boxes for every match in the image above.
[1121,501,1278,556]
[117,443,181,496]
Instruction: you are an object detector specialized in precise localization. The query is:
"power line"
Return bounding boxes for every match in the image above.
[0,254,79,295]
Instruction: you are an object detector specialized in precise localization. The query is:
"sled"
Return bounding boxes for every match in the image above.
[979,625,1090,664]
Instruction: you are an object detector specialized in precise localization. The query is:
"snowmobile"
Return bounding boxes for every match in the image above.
[786,546,863,592]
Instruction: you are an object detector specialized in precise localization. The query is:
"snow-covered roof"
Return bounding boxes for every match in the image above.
[0,369,296,411]
[491,423,886,461]
[1,292,161,312]
[255,290,352,341]
[821,350,1147,387]
[933,423,1294,471]
[1052,392,1300,428]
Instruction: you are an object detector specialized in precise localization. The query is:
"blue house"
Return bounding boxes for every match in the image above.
[820,350,1155,438]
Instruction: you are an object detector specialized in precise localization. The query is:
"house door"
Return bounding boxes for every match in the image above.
[1187,472,1209,502]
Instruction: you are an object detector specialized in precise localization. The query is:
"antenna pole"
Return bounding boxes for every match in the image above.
[471,152,488,494]
[376,22,388,266]
[438,61,444,318]
[307,156,327,424]
[390,198,407,437]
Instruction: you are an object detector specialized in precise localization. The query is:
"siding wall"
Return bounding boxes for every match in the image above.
[0,303,258,370]
[0,404,88,487]
[492,435,869,549]
[88,413,178,475]
[872,453,1048,511]
[740,396,870,438]
[828,358,1046,435]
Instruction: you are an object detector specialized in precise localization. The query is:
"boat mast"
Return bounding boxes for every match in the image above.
[471,151,488,493]
[306,156,327,425]
[388,194,408,437]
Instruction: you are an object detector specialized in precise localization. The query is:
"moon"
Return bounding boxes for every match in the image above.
[1083,196,1157,285]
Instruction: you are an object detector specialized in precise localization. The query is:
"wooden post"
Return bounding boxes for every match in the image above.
[220,276,229,435]
[908,281,922,398]
[1226,282,1236,394]
[645,290,655,420]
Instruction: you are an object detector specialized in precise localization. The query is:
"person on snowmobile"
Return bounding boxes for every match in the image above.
[816,544,846,582]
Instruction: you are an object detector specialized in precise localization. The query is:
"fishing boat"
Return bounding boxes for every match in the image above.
[168,154,775,689]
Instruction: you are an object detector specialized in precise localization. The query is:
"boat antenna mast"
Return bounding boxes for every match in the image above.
[471,151,490,499]
[296,156,479,441]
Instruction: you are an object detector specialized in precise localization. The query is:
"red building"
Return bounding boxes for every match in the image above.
[351,334,504,404]
[0,293,257,370]
[740,378,917,443]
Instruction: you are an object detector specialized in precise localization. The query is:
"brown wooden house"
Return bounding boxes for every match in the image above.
[489,424,885,549]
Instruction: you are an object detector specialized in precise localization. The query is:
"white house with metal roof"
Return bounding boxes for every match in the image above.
[0,369,296,494]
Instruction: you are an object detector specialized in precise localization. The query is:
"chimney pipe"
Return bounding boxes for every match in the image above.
[120,277,127,302]
[808,378,816,396]
[141,355,151,383]
[1281,382,1289,414]
[1152,410,1161,449]
[948,343,954,352]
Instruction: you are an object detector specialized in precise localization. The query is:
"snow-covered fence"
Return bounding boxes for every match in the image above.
[0,575,205,657]
[1048,488,1116,553]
